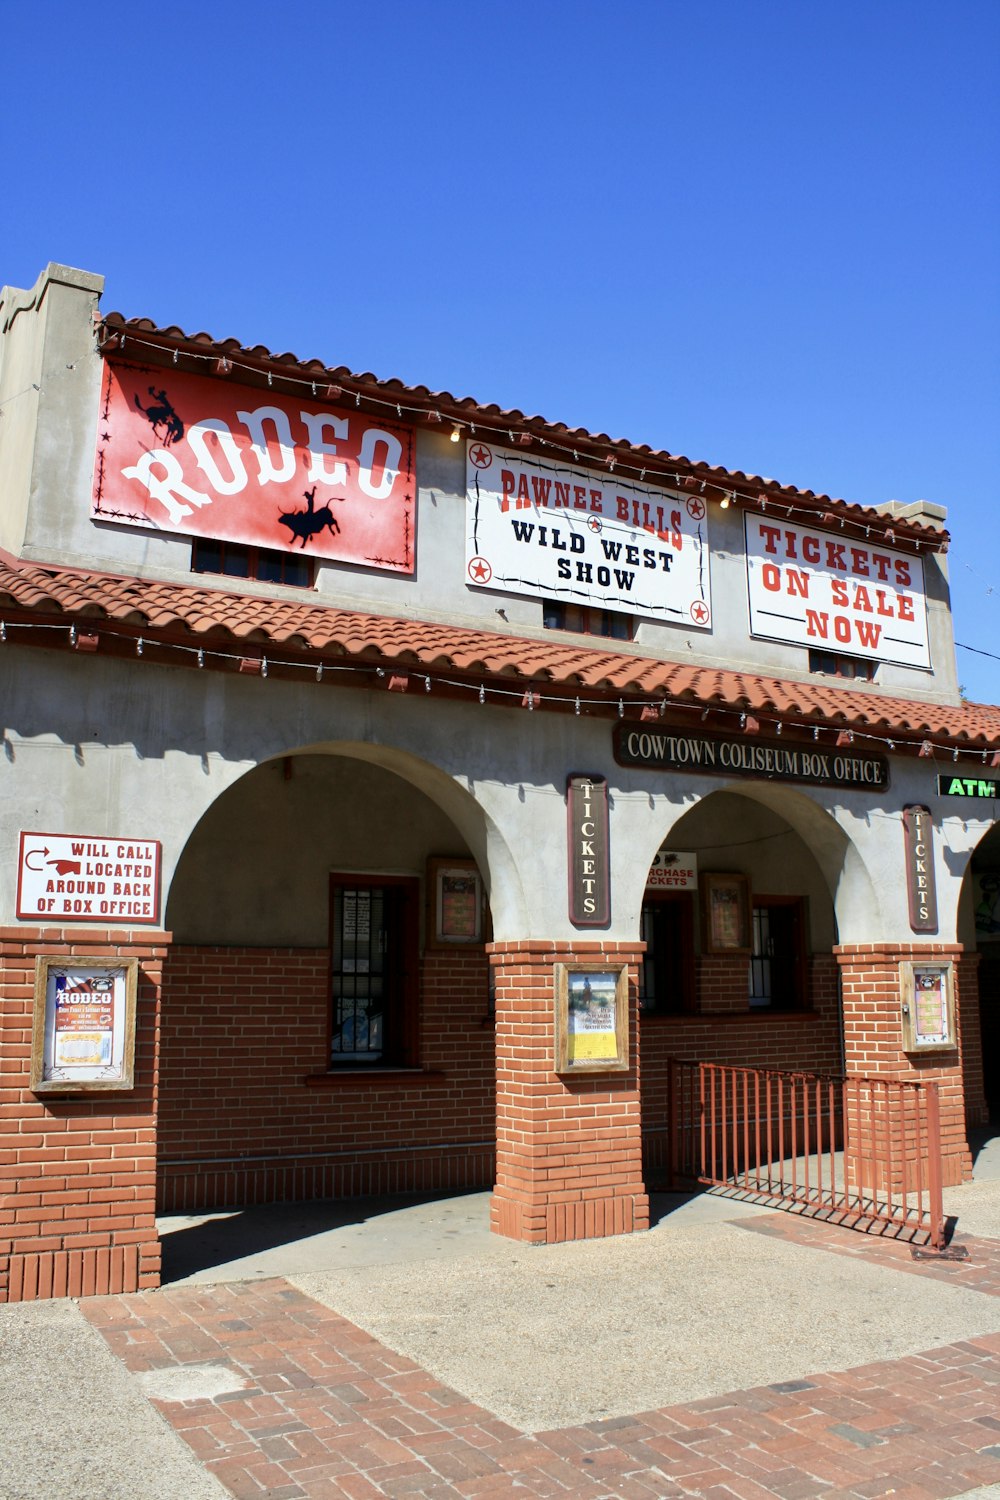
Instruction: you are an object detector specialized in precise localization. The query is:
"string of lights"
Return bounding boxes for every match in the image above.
[95,325,948,557]
[2,614,996,768]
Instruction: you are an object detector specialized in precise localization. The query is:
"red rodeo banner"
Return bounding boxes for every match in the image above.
[92,361,416,572]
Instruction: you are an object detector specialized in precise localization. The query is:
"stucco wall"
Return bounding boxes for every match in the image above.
[2,640,993,949]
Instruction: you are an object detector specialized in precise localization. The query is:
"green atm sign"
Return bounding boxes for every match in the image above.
[936,774,998,799]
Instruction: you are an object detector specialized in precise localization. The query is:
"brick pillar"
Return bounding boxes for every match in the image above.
[836,943,971,1186]
[0,926,165,1302]
[489,940,649,1244]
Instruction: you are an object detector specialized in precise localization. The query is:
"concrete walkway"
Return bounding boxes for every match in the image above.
[0,1134,998,1499]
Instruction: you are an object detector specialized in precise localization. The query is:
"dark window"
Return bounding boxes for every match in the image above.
[192,539,313,588]
[329,876,419,1066]
[542,601,634,640]
[639,893,696,1014]
[748,897,808,1010]
[808,649,876,682]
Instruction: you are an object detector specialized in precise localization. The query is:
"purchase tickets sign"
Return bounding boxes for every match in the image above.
[466,444,712,626]
[93,362,415,572]
[745,515,929,669]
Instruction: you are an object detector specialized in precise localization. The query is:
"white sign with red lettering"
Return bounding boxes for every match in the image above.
[646,850,698,891]
[467,444,712,627]
[745,515,929,669]
[17,832,162,924]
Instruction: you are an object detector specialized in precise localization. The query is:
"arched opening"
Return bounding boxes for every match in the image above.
[157,747,504,1265]
[637,786,854,1185]
[959,821,1000,1125]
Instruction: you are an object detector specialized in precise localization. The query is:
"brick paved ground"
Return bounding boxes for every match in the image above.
[81,1212,1000,1500]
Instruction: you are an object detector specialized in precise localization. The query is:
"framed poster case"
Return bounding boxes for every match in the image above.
[30,958,139,1093]
[701,872,752,955]
[426,858,483,948]
[900,960,956,1053]
[554,963,629,1074]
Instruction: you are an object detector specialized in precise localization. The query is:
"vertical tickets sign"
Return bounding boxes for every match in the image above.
[93,361,415,572]
[745,514,929,668]
[902,805,938,932]
[466,444,711,625]
[566,774,611,927]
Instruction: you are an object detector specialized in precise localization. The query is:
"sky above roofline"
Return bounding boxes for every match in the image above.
[3,1,997,700]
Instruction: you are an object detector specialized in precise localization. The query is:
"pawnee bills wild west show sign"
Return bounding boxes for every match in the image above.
[744,514,929,669]
[465,444,712,625]
[93,362,416,572]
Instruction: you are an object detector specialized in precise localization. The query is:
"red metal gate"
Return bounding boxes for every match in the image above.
[662,1059,946,1251]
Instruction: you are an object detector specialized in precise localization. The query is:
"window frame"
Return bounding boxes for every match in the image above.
[541,600,635,641]
[191,538,315,589]
[327,874,420,1069]
[808,648,877,683]
[747,894,810,1012]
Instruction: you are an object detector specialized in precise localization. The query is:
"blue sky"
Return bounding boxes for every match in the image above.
[5,1,998,700]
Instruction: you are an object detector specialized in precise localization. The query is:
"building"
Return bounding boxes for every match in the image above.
[0,262,997,1303]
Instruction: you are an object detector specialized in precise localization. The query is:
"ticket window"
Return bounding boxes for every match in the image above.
[748,897,808,1010]
[329,877,419,1066]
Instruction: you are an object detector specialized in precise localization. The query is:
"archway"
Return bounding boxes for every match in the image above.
[635,785,861,1184]
[158,746,513,1223]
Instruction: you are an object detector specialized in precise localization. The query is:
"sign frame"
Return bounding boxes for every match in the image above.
[17,830,162,925]
[901,805,938,933]
[614,724,890,793]
[554,962,629,1074]
[899,960,956,1053]
[744,512,930,671]
[701,872,752,955]
[30,957,139,1093]
[92,358,416,575]
[936,774,998,800]
[566,774,611,928]
[466,442,712,627]
[425,857,484,948]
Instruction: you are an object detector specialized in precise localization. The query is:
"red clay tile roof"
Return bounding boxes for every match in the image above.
[2,554,997,752]
[97,313,948,550]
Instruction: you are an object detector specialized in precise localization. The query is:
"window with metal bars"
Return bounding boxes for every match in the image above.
[748,898,808,1010]
[329,877,418,1066]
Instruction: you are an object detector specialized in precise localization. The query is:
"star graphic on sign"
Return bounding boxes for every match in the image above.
[587,516,602,533]
[468,556,493,583]
[469,444,493,469]
[686,497,706,521]
[689,600,710,625]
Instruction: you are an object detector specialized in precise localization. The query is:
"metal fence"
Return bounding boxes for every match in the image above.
[662,1058,946,1251]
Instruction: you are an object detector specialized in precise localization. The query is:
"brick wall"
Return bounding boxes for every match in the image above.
[489,940,648,1245]
[156,945,495,1211]
[0,927,163,1303]
[641,953,842,1178]
[837,944,971,1185]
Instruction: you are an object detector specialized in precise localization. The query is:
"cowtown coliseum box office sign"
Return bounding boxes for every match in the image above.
[466,444,712,626]
[614,725,890,791]
[744,514,930,670]
[92,362,416,571]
